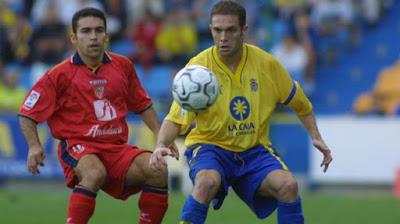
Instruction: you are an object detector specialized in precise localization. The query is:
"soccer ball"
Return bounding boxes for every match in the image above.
[172,65,220,112]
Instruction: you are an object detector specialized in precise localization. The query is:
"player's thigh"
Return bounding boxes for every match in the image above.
[74,154,107,183]
[125,152,167,187]
[257,169,297,198]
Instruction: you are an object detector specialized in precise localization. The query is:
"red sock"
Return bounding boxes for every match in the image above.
[66,187,97,224]
[138,186,168,224]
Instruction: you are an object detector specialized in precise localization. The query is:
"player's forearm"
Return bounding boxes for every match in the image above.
[19,116,42,148]
[139,107,161,136]
[156,120,180,148]
[297,112,322,141]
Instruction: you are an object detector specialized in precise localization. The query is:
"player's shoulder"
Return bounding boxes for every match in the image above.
[197,46,213,58]
[106,51,133,66]
[39,57,76,87]
[187,46,213,66]
[47,58,73,76]
[245,43,277,62]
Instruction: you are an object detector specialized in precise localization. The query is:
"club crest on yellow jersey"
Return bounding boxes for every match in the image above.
[250,78,258,92]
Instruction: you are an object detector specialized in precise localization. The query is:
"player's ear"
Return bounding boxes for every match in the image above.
[241,24,248,35]
[105,32,110,44]
[70,32,77,44]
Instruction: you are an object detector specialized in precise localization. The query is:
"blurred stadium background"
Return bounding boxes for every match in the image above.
[1,0,400,223]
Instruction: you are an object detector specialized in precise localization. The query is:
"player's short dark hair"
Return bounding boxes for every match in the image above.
[210,0,246,27]
[72,7,107,33]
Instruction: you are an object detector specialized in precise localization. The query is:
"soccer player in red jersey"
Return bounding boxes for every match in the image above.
[18,7,178,224]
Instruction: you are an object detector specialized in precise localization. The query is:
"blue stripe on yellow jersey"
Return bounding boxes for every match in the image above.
[166,44,312,152]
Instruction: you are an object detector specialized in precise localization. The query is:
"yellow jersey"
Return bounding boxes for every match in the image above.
[166,44,312,152]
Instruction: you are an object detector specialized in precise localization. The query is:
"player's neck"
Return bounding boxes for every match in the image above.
[219,46,243,73]
[78,51,103,69]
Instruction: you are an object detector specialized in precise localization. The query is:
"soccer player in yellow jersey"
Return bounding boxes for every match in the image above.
[150,1,332,223]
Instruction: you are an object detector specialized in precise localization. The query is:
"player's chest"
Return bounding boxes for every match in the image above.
[214,70,276,116]
[69,69,127,100]
[217,71,272,100]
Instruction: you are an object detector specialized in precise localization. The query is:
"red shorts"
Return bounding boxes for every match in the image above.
[57,139,149,200]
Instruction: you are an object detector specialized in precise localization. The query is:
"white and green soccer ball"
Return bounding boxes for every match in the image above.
[172,65,220,112]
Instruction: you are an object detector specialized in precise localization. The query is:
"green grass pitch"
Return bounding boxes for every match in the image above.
[0,188,399,223]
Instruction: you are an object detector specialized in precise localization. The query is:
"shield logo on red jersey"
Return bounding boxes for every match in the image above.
[94,86,105,99]
[72,144,85,154]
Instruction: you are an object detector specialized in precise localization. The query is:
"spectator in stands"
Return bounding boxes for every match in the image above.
[29,2,67,63]
[191,0,218,45]
[131,8,162,69]
[1,0,26,15]
[272,32,313,96]
[126,0,164,25]
[236,0,260,44]
[251,1,276,50]
[293,10,317,95]
[273,0,308,20]
[0,18,13,66]
[102,0,128,42]
[32,0,103,26]
[164,0,192,12]
[0,2,32,64]
[27,1,68,85]
[357,0,381,26]
[353,92,379,115]
[373,61,400,116]
[155,7,197,67]
[353,60,400,116]
[268,0,310,47]
[9,15,33,64]
[0,65,27,112]
[353,0,390,27]
[0,1,16,47]
[310,0,357,64]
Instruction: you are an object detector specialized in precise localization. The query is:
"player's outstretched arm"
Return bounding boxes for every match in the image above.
[138,106,162,137]
[297,112,333,173]
[19,116,46,175]
[149,120,181,172]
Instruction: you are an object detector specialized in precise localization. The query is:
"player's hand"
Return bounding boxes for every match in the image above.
[149,146,173,172]
[312,139,332,173]
[169,142,180,160]
[27,146,46,175]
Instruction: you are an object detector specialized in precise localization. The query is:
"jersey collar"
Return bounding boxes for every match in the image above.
[212,44,248,85]
[70,52,112,65]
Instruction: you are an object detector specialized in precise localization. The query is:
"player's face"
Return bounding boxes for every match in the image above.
[210,14,247,58]
[71,16,108,61]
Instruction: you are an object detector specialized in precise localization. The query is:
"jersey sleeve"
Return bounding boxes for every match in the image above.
[164,56,201,134]
[186,55,207,67]
[126,62,152,113]
[186,58,196,66]
[165,101,196,134]
[272,58,313,116]
[18,73,58,123]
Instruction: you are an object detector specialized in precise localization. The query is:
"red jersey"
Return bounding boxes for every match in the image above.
[19,52,152,144]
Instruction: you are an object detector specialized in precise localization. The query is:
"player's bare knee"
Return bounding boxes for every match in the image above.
[193,171,220,202]
[80,167,107,191]
[146,167,168,187]
[277,177,299,202]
